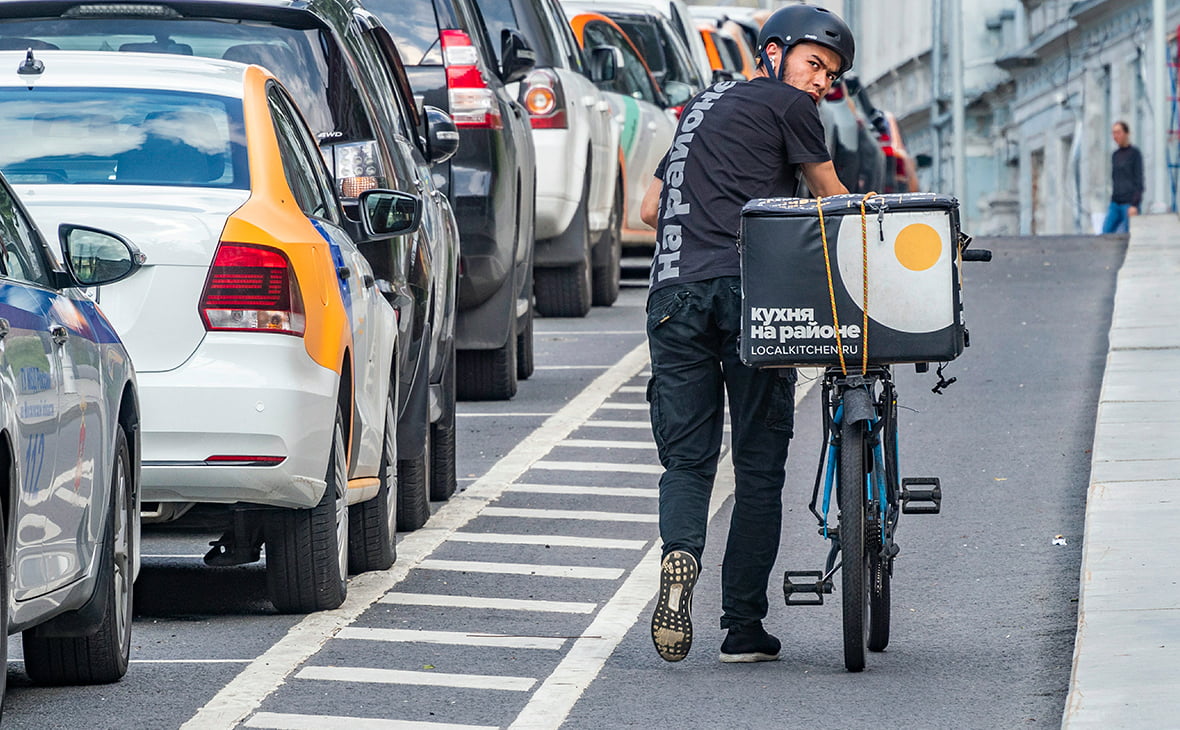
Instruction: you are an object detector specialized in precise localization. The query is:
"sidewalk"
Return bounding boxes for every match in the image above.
[1063,214,1180,728]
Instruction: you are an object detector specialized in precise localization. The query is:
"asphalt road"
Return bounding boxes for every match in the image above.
[1,233,1125,729]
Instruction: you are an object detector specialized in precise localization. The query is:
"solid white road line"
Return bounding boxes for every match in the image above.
[296,666,536,691]
[508,374,822,730]
[131,659,253,664]
[596,403,648,410]
[378,593,597,614]
[417,559,624,580]
[182,342,651,729]
[506,483,656,499]
[616,386,646,393]
[529,460,662,475]
[245,712,496,730]
[449,531,648,550]
[556,439,653,449]
[481,507,657,523]
[335,627,566,650]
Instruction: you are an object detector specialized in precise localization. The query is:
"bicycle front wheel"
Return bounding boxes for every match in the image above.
[839,418,868,672]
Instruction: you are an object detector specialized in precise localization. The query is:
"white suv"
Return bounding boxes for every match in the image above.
[474,0,621,316]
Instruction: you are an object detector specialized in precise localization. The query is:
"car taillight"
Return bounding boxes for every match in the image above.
[668,105,685,120]
[199,242,305,336]
[441,29,501,129]
[521,69,567,129]
[895,156,908,178]
[825,85,845,101]
[323,140,384,198]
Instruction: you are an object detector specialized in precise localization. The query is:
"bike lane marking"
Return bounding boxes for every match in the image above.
[182,341,652,730]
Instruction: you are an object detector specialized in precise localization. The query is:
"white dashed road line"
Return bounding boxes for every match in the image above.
[296,666,536,691]
[556,439,654,449]
[417,559,625,580]
[529,460,663,474]
[505,483,657,499]
[480,507,658,523]
[448,531,648,550]
[335,627,567,650]
[245,713,496,730]
[378,593,597,614]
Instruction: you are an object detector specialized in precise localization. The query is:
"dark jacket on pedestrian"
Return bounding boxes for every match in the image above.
[1111,145,1144,207]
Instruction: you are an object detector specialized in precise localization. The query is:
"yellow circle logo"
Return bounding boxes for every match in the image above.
[894,223,942,271]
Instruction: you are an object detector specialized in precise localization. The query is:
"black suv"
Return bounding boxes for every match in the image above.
[0,0,463,535]
[373,0,537,401]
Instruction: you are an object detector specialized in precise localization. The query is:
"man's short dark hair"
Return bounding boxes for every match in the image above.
[1115,120,1130,134]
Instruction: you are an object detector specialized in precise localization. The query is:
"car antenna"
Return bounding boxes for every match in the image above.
[18,48,44,89]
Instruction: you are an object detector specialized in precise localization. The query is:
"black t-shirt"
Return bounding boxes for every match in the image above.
[649,77,830,293]
[1111,145,1143,206]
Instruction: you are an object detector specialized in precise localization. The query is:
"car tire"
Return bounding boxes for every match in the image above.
[23,428,134,685]
[516,302,534,381]
[430,342,458,501]
[535,183,592,318]
[348,390,398,573]
[592,180,623,307]
[397,421,431,532]
[456,315,518,401]
[265,406,348,613]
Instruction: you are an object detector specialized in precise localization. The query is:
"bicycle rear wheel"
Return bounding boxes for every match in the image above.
[839,418,868,672]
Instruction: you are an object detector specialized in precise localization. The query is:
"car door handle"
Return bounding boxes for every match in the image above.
[363,274,375,289]
[0,318,8,339]
[50,325,68,345]
[337,267,351,280]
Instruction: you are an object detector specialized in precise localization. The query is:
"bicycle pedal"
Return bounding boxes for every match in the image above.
[901,477,942,514]
[783,570,832,606]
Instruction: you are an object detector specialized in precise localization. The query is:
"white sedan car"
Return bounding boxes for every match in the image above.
[0,50,411,613]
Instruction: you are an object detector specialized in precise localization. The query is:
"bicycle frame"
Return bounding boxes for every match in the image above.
[808,366,901,581]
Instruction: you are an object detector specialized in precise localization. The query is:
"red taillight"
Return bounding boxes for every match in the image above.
[825,85,845,101]
[441,29,501,129]
[880,144,896,158]
[669,105,685,119]
[895,156,908,178]
[199,242,305,336]
[521,69,567,129]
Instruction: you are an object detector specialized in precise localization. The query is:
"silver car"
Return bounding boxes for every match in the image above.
[0,171,141,710]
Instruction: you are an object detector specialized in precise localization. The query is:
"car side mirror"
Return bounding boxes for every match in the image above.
[711,68,744,83]
[501,29,536,84]
[662,80,695,108]
[422,105,459,165]
[587,46,618,84]
[357,189,422,239]
[58,224,143,287]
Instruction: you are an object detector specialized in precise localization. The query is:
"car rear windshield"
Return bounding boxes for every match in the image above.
[0,87,248,189]
[368,0,445,66]
[0,18,371,143]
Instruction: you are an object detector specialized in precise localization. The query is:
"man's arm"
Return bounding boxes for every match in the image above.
[641,177,662,229]
[1130,148,1144,214]
[801,160,848,197]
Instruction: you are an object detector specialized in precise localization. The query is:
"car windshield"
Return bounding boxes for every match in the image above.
[0,17,370,143]
[0,87,248,188]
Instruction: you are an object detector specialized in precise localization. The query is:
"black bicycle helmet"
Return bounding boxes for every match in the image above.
[756,5,855,81]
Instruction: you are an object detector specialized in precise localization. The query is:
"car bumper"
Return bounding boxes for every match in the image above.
[533,129,582,240]
[138,334,339,509]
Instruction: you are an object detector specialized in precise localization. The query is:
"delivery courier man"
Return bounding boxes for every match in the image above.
[639,4,854,663]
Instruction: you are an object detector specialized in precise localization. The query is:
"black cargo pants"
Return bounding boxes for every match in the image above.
[646,276,796,629]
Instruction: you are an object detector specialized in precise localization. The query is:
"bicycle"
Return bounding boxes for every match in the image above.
[780,237,992,672]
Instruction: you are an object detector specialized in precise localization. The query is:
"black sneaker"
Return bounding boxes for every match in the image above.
[651,550,698,662]
[719,622,781,663]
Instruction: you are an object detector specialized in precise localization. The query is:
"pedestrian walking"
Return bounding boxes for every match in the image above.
[638,5,853,663]
[1102,120,1144,234]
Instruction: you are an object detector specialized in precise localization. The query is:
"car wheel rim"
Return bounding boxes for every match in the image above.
[333,424,348,581]
[112,452,131,646]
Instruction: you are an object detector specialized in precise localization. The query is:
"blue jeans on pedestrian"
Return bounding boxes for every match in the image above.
[1102,202,1133,233]
[646,276,796,630]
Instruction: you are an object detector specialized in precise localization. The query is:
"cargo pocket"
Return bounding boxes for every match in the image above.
[763,369,797,435]
[646,289,690,333]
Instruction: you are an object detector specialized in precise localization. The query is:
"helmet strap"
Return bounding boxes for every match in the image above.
[759,47,783,82]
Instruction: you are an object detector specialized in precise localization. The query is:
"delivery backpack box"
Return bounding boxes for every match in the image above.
[739,193,965,368]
